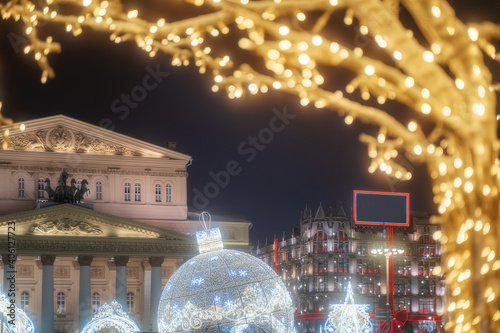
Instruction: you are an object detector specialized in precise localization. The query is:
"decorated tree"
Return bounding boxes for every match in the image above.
[1,0,499,330]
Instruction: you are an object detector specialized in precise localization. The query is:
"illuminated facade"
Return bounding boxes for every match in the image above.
[0,115,251,332]
[254,204,445,333]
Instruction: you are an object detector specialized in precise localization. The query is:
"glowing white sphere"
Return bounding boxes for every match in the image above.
[158,228,294,333]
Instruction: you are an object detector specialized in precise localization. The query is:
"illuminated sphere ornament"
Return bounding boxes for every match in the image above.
[0,292,35,333]
[81,299,140,333]
[158,227,294,333]
[324,282,372,333]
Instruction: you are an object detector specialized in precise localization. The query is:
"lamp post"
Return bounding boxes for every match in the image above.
[371,228,405,333]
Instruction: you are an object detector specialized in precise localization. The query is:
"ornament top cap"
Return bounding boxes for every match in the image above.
[196,228,224,253]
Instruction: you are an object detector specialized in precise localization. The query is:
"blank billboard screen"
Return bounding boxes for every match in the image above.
[353,190,410,226]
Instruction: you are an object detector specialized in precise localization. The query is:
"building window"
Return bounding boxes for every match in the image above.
[394,278,412,295]
[155,184,161,202]
[314,276,327,292]
[394,298,411,311]
[165,184,172,202]
[418,279,436,296]
[418,235,436,257]
[314,258,328,273]
[334,258,349,273]
[92,292,101,314]
[394,259,411,276]
[356,259,380,274]
[418,261,436,276]
[357,275,380,294]
[313,231,328,253]
[334,231,349,253]
[95,181,102,200]
[18,177,25,197]
[20,291,29,311]
[418,299,435,314]
[134,183,141,201]
[77,180,82,190]
[126,292,134,313]
[56,292,66,314]
[332,276,347,292]
[124,183,131,201]
[38,179,45,198]
[357,245,369,255]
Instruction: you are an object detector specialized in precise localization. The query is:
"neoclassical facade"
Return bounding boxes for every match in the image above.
[0,115,252,332]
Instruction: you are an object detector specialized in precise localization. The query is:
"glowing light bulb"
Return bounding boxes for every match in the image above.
[279,26,289,36]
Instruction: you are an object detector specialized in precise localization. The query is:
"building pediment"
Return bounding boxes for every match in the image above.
[2,115,190,160]
[0,203,192,241]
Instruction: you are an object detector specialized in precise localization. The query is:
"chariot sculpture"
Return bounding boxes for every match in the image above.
[44,169,90,203]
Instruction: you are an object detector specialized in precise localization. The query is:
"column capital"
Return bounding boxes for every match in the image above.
[114,256,130,266]
[77,255,94,266]
[149,256,164,267]
[41,255,56,266]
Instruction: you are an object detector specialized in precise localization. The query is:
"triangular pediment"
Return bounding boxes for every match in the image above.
[2,115,190,160]
[0,203,192,241]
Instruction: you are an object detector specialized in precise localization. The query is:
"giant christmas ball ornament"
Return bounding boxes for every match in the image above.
[158,228,295,333]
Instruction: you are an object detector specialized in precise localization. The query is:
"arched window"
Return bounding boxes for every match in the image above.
[126,292,134,313]
[313,231,328,253]
[92,292,101,314]
[165,184,172,202]
[95,181,102,200]
[56,292,66,314]
[418,235,436,257]
[18,177,25,197]
[334,231,349,253]
[77,180,82,190]
[155,184,161,202]
[124,183,131,201]
[38,179,45,198]
[20,291,29,311]
[134,183,141,201]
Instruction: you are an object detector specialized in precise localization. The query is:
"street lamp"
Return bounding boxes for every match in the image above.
[371,239,405,333]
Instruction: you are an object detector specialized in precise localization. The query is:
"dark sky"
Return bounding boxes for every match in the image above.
[0,0,498,244]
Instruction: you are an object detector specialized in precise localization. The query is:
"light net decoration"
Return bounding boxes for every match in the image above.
[158,227,295,333]
[0,292,35,333]
[80,299,140,333]
[323,282,372,333]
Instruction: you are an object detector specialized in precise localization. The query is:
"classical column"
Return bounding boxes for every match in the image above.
[2,254,15,297]
[41,255,56,333]
[143,260,152,331]
[78,255,93,332]
[114,256,129,308]
[149,256,164,331]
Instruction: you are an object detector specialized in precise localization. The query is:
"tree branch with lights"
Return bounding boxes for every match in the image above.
[1,0,499,330]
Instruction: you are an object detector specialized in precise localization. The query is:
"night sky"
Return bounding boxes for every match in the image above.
[0,0,498,244]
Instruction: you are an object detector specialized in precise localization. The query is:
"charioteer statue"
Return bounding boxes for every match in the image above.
[44,169,90,203]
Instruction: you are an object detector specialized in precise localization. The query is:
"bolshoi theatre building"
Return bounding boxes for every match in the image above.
[0,115,252,332]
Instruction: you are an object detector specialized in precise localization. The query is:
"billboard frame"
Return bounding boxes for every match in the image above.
[353,190,410,227]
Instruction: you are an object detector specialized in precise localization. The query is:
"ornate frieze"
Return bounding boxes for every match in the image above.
[2,164,187,177]
[54,265,71,278]
[126,267,139,279]
[6,238,196,256]
[8,125,144,156]
[17,265,34,278]
[29,218,103,236]
[91,266,105,279]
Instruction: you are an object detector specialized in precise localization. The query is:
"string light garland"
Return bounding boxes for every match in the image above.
[0,102,26,149]
[80,299,140,333]
[1,0,500,331]
[157,227,295,332]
